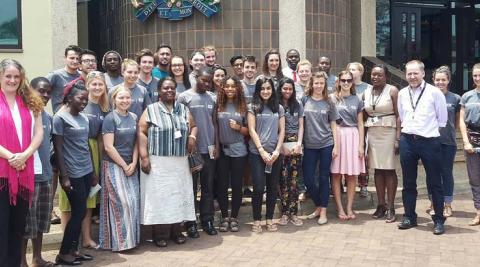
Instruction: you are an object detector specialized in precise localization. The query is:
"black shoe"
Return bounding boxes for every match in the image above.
[187,223,200,238]
[397,217,417,230]
[75,253,93,261]
[433,221,445,235]
[171,233,187,245]
[154,239,168,247]
[56,255,82,266]
[372,205,386,219]
[202,221,218,235]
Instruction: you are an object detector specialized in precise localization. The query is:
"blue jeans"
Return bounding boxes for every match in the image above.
[399,134,444,223]
[249,153,282,221]
[303,146,333,208]
[427,144,456,204]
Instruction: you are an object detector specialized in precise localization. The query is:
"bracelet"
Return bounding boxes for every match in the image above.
[188,135,196,140]
[272,150,279,156]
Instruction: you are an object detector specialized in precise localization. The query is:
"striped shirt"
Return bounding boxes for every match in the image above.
[146,101,189,156]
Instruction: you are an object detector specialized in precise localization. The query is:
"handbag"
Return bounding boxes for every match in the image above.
[188,151,204,174]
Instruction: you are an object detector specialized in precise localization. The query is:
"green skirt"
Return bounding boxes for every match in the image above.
[59,138,99,211]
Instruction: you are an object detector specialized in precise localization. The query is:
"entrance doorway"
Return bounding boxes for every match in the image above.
[390,0,480,93]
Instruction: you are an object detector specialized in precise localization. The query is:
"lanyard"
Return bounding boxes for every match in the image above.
[408,83,426,117]
[371,86,385,111]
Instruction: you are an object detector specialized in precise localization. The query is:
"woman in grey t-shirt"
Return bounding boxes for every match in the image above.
[459,63,480,226]
[431,66,461,218]
[53,85,94,265]
[302,71,339,225]
[216,76,249,232]
[276,77,304,227]
[330,70,365,221]
[247,77,285,233]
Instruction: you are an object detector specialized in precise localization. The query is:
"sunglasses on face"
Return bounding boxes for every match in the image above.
[340,78,353,83]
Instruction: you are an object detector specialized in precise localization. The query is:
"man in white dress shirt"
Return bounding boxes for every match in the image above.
[397,60,448,235]
[282,49,300,82]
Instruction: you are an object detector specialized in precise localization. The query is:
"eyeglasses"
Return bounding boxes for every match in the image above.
[340,78,353,83]
[171,64,184,68]
[82,59,97,64]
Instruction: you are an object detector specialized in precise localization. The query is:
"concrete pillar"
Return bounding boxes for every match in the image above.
[279,0,306,60]
[51,0,78,69]
[351,0,376,61]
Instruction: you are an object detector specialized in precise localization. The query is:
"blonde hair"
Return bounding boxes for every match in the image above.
[405,60,425,71]
[473,63,480,72]
[296,59,312,72]
[346,62,364,74]
[121,58,140,73]
[110,85,131,109]
[0,59,43,115]
[86,71,110,112]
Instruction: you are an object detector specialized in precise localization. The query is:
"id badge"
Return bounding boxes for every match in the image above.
[371,116,379,123]
[174,130,182,139]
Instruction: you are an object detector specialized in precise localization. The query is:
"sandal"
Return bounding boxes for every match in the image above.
[443,204,453,217]
[337,211,348,221]
[290,215,303,226]
[347,211,356,220]
[266,222,278,232]
[468,215,480,226]
[50,212,61,225]
[385,208,396,223]
[278,215,289,226]
[372,204,386,219]
[229,218,239,232]
[251,221,262,233]
[218,218,229,232]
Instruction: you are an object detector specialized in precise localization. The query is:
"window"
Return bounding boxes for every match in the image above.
[0,0,22,49]
[376,0,391,59]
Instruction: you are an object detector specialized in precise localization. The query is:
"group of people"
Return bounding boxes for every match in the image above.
[1,43,480,267]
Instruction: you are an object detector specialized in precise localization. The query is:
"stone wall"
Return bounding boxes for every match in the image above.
[89,0,350,72]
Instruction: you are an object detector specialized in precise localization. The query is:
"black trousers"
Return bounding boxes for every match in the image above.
[217,152,247,219]
[190,154,216,225]
[0,188,28,267]
[59,173,92,255]
[249,153,283,221]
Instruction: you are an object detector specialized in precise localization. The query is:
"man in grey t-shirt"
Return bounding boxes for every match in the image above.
[177,68,218,237]
[47,45,82,113]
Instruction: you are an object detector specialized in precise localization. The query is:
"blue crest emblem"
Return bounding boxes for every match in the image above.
[134,0,221,22]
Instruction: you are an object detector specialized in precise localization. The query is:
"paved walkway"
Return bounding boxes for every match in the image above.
[27,163,480,266]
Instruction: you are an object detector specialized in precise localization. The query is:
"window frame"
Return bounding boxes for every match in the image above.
[0,0,23,50]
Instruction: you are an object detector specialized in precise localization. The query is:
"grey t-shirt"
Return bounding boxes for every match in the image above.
[46,68,80,113]
[35,111,53,183]
[283,100,304,135]
[332,94,363,127]
[176,82,188,97]
[303,96,339,149]
[137,77,160,103]
[327,74,337,94]
[83,101,108,138]
[217,103,247,157]
[105,73,124,90]
[294,83,306,101]
[439,91,461,146]
[109,84,151,119]
[355,82,370,96]
[102,111,137,164]
[248,104,285,154]
[461,89,480,128]
[178,89,216,154]
[52,111,93,178]
[242,80,256,104]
